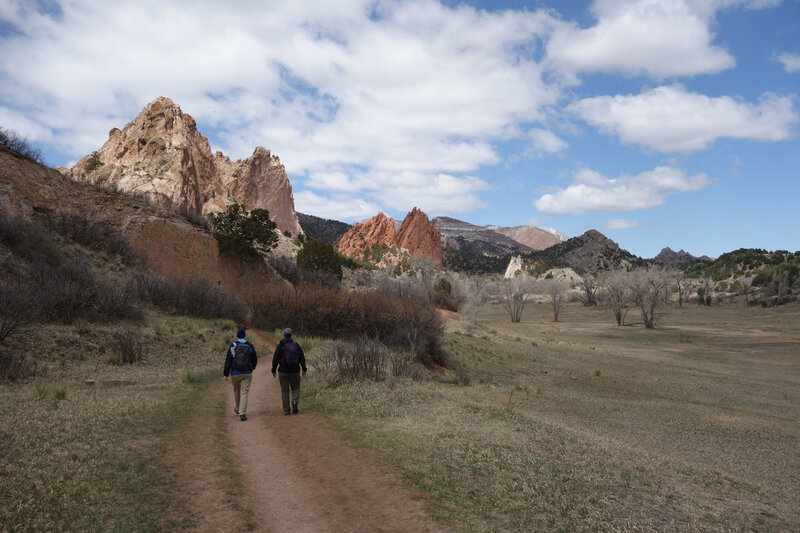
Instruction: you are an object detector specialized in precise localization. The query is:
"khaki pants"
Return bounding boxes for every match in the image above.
[231,373,253,416]
[278,372,301,413]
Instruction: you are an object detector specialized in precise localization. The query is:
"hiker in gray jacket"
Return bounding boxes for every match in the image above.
[223,328,257,421]
[271,328,307,415]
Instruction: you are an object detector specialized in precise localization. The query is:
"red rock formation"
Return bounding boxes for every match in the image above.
[59,96,302,235]
[394,207,442,265]
[337,212,396,259]
[337,207,442,266]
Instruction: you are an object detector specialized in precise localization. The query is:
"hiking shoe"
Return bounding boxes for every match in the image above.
[292,401,299,414]
[284,410,291,415]
[240,414,247,421]
[234,408,239,415]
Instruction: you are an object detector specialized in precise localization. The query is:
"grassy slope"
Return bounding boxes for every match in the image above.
[306,303,800,531]
[0,313,238,532]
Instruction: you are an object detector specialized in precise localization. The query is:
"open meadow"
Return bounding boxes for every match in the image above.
[306,302,800,531]
[0,313,247,532]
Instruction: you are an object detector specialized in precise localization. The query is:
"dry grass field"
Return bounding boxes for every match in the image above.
[306,302,800,531]
[0,313,236,532]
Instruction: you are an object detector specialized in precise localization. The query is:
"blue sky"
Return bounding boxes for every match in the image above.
[1,0,798,258]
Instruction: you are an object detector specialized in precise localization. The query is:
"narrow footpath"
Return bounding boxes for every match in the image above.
[168,337,443,532]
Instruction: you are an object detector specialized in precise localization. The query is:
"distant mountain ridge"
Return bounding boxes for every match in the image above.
[433,216,534,257]
[529,229,645,273]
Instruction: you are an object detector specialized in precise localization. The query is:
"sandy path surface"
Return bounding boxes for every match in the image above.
[225,359,442,532]
[168,333,443,532]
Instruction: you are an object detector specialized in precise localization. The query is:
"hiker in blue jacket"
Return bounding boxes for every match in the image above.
[223,327,257,421]
[271,328,307,415]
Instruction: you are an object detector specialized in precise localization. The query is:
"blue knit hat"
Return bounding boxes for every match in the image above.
[237,328,246,339]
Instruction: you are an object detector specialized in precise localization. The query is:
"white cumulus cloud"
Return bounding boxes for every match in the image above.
[775,52,800,73]
[533,165,710,215]
[293,191,382,222]
[569,85,798,152]
[529,128,568,154]
[546,0,734,79]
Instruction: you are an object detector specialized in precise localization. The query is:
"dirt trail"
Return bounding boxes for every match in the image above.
[171,335,442,532]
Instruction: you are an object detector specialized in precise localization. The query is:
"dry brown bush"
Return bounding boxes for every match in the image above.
[252,281,444,366]
[133,272,247,323]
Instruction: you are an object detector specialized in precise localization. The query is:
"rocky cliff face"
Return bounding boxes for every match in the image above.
[59,96,302,235]
[394,208,442,265]
[2,146,280,300]
[337,212,397,259]
[338,208,442,265]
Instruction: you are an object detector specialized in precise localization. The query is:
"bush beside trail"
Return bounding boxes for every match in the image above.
[252,281,445,367]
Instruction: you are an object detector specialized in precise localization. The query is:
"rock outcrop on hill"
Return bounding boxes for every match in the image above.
[59,96,302,235]
[337,212,397,260]
[493,225,565,250]
[2,146,281,300]
[652,247,710,264]
[536,229,644,273]
[394,208,442,264]
[338,208,442,265]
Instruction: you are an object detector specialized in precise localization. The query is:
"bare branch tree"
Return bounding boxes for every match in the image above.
[499,276,533,323]
[672,270,689,308]
[600,271,630,326]
[451,274,488,322]
[576,274,600,306]
[627,269,670,329]
[697,278,713,306]
[539,279,568,322]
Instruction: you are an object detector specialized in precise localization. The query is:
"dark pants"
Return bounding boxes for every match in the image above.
[278,372,301,413]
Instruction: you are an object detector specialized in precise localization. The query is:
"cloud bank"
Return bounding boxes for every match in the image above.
[570,85,797,153]
[533,166,711,215]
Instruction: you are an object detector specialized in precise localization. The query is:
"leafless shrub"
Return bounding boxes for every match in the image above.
[28,259,141,323]
[450,275,489,321]
[42,210,137,263]
[498,277,535,323]
[0,127,43,163]
[112,327,146,364]
[0,346,40,382]
[133,272,247,322]
[0,211,64,267]
[600,271,630,326]
[627,269,670,329]
[178,206,210,231]
[268,254,300,285]
[576,275,599,306]
[252,281,444,366]
[538,278,569,322]
[313,335,420,386]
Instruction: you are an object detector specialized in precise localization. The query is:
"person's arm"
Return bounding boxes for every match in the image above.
[223,343,232,379]
[298,344,307,376]
[250,343,258,371]
[271,343,281,376]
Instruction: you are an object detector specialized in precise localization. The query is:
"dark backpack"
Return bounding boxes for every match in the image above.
[231,342,252,371]
[282,340,299,367]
